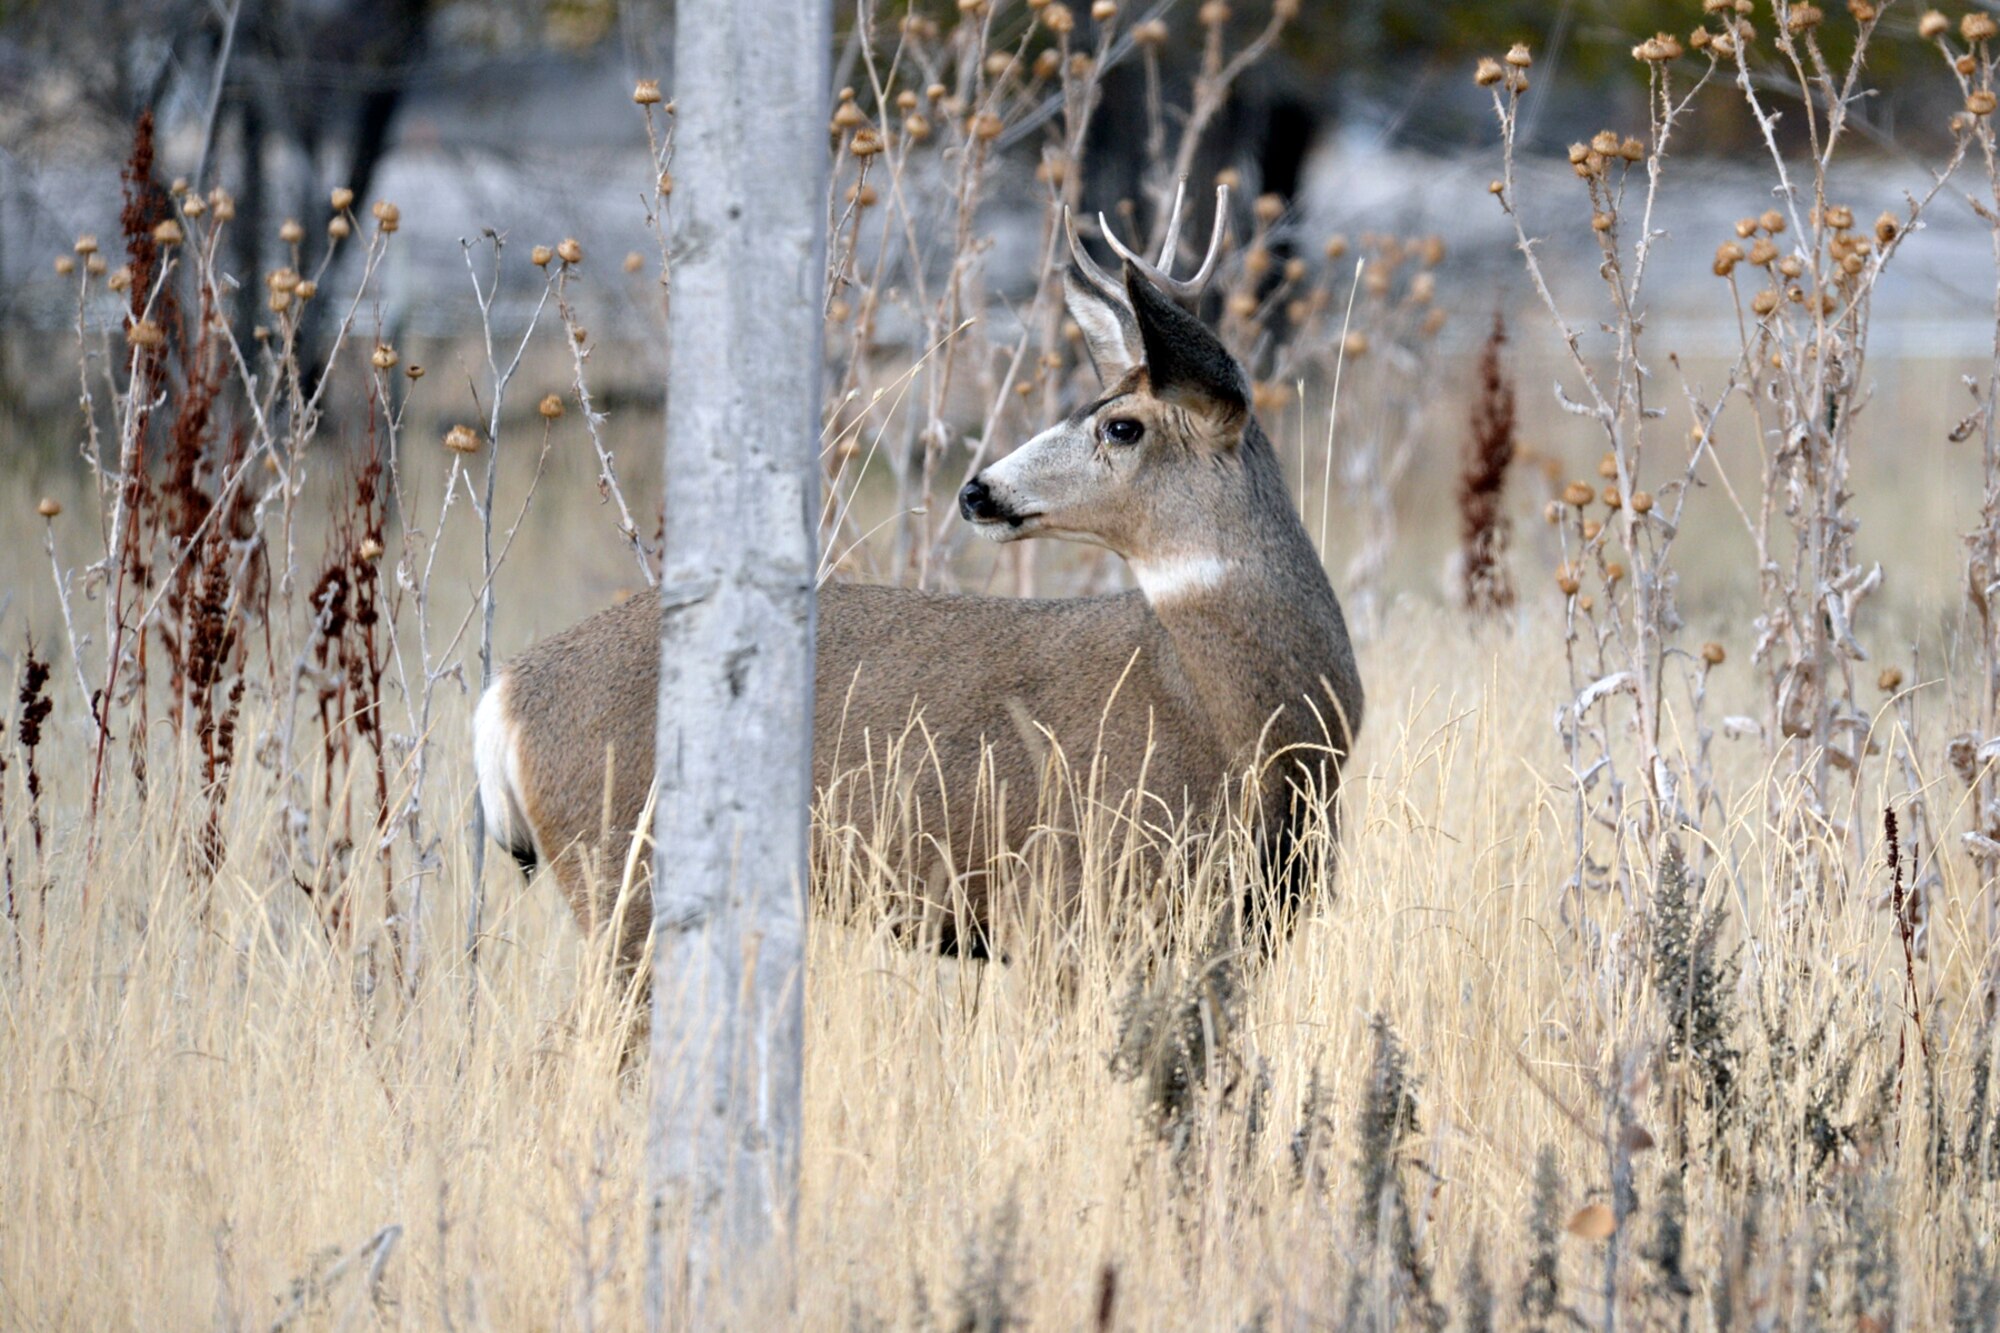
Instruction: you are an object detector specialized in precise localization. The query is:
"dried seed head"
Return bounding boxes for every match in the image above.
[1919,9,1948,38]
[1875,211,1899,242]
[331,186,355,211]
[1563,480,1595,507]
[1597,452,1619,479]
[73,234,98,256]
[984,52,1015,79]
[86,255,105,276]
[539,393,565,419]
[1959,54,1979,76]
[624,250,645,273]
[182,196,206,218]
[847,181,881,206]
[1752,288,1780,315]
[1198,1,1230,26]
[371,344,399,370]
[1848,0,1877,22]
[1488,178,1505,195]
[1701,641,1726,665]
[328,216,351,240]
[1243,244,1272,278]
[108,265,132,292]
[1714,240,1744,275]
[557,237,583,264]
[405,364,425,380]
[1632,32,1683,61]
[1475,56,1505,86]
[1749,237,1778,265]
[571,324,588,344]
[373,200,401,232]
[279,218,304,244]
[971,112,1004,141]
[1253,192,1285,224]
[828,298,852,323]
[1544,500,1564,525]
[1778,255,1803,278]
[295,279,316,300]
[1583,518,1603,541]
[1786,4,1822,33]
[1602,485,1623,509]
[1630,489,1654,513]
[832,101,867,130]
[1620,137,1646,161]
[1824,204,1853,229]
[1969,89,1997,116]
[153,218,183,245]
[658,171,674,195]
[53,255,75,276]
[1033,49,1062,79]
[1878,666,1904,691]
[1226,291,1258,320]
[531,244,554,267]
[1591,129,1621,156]
[1568,142,1590,165]
[267,290,292,313]
[1341,330,1369,358]
[1759,208,1787,233]
[903,113,932,141]
[1556,569,1581,596]
[633,78,663,104]
[1606,560,1627,582]
[850,128,885,156]
[359,537,385,561]
[1967,11,1999,41]
[266,267,300,293]
[1041,2,1074,34]
[1592,211,1613,232]
[1133,18,1169,45]
[444,424,481,454]
[1092,0,1117,17]
[1506,42,1533,67]
[1735,216,1758,238]
[926,81,948,100]
[1324,234,1349,259]
[37,497,62,518]
[126,319,165,349]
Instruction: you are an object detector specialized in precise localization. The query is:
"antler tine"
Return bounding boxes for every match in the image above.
[1063,204,1124,297]
[1154,176,1189,269]
[1098,183,1232,301]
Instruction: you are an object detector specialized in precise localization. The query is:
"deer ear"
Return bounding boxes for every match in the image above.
[1063,265,1143,385]
[1124,264,1248,423]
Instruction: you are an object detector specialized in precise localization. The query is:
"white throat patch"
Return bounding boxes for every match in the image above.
[1130,554,1231,604]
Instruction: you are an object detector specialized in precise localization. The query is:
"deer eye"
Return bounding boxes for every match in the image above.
[1101,417,1145,445]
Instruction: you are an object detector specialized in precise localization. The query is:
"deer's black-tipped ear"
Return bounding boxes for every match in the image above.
[1063,266,1143,385]
[1124,264,1248,422]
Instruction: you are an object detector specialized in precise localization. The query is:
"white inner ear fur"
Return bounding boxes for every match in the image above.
[1129,553,1231,604]
[1069,295,1140,381]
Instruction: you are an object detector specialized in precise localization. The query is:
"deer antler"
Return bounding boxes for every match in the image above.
[1064,177,1232,303]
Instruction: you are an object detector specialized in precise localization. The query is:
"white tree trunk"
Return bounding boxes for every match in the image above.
[646,0,828,1322]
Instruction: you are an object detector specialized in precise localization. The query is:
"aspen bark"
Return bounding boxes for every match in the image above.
[645,0,828,1322]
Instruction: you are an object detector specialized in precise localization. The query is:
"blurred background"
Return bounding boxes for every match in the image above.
[0,0,1987,631]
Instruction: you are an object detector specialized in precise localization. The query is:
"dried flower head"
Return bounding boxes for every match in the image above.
[1632,32,1683,61]
[1630,489,1654,513]
[1919,9,1948,38]
[108,265,132,292]
[85,255,105,276]
[73,234,97,256]
[279,218,304,244]
[539,393,565,419]
[53,255,75,276]
[1759,208,1787,233]
[37,497,61,518]
[1506,42,1532,67]
[903,113,931,141]
[1875,211,1899,243]
[1132,17,1168,44]
[126,319,165,349]
[444,424,481,454]
[633,78,663,105]
[373,200,401,232]
[1563,480,1595,508]
[359,537,385,562]
[331,186,355,211]
[850,128,885,156]
[328,216,351,240]
[1198,1,1229,25]
[371,344,399,370]
[1969,89,1997,116]
[1092,0,1117,16]
[557,237,583,264]
[1967,11,1999,42]
[296,279,316,300]
[1878,666,1904,691]
[1474,56,1505,86]
[1041,2,1074,34]
[153,218,183,246]
[1701,641,1726,665]
[1786,4,1823,33]
[405,364,425,381]
[531,244,554,267]
[832,101,867,130]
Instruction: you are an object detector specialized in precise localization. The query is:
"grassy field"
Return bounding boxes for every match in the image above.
[0,339,1994,1328]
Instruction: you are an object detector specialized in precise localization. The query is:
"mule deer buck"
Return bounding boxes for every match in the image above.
[474,182,1362,976]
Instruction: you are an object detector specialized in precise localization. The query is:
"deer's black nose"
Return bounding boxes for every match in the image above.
[959,477,1001,522]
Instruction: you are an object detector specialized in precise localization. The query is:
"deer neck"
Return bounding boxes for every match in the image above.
[1130,438,1362,773]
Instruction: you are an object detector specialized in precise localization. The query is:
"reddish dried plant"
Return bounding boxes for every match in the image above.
[1458,311,1518,615]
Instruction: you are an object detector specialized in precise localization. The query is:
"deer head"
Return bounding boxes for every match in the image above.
[959,182,1270,596]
